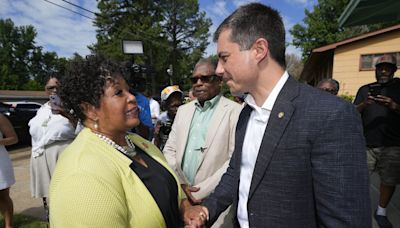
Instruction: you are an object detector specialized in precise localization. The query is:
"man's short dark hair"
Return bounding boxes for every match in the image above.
[213,3,286,68]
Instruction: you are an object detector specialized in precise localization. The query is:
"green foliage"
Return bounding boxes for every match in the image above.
[289,0,394,60]
[0,18,66,90]
[339,93,354,102]
[0,214,47,227]
[91,0,211,92]
[21,80,43,90]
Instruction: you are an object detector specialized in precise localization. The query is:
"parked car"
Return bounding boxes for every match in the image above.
[1,101,42,145]
[0,102,12,115]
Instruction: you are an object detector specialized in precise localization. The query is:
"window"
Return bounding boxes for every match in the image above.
[360,52,400,71]
[14,104,41,112]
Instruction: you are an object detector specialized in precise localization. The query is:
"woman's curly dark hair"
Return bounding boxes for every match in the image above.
[59,55,128,123]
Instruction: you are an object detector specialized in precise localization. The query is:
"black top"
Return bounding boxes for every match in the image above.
[354,78,400,147]
[129,148,180,228]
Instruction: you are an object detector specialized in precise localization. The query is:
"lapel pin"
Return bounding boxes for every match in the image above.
[278,112,284,119]
[142,142,149,149]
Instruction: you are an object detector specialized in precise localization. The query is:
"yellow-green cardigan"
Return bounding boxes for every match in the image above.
[50,128,185,227]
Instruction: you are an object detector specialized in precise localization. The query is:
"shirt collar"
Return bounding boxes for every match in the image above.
[245,71,289,111]
[195,94,221,110]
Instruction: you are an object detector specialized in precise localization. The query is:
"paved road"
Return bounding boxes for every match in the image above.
[9,146,45,220]
[8,147,400,227]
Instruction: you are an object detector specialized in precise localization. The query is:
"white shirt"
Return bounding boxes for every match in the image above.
[237,72,289,227]
[157,111,170,123]
[149,98,160,126]
[28,102,77,158]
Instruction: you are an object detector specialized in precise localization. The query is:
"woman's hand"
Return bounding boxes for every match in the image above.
[181,199,208,228]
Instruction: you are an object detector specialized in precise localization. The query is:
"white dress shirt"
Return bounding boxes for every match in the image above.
[237,72,289,227]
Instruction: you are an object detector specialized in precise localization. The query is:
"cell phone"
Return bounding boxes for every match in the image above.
[368,84,382,97]
[49,94,61,106]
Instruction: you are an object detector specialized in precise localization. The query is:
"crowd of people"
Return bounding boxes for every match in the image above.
[1,2,399,228]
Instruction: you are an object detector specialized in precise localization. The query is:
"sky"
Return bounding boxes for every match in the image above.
[0,0,317,58]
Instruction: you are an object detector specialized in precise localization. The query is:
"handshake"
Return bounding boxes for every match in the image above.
[181,199,209,228]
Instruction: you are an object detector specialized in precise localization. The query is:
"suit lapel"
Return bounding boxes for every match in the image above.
[235,104,253,167]
[231,104,253,211]
[196,97,228,168]
[248,77,299,199]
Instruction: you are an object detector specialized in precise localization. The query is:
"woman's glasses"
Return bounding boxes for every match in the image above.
[45,85,58,91]
[189,75,219,84]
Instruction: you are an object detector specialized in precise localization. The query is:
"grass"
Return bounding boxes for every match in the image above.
[0,214,48,228]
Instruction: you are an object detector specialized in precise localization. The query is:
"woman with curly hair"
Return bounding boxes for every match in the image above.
[49,56,189,227]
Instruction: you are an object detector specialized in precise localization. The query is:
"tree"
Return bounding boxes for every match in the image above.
[91,0,211,92]
[160,0,211,85]
[30,47,68,86]
[0,18,36,89]
[286,54,303,80]
[0,18,66,90]
[290,0,392,60]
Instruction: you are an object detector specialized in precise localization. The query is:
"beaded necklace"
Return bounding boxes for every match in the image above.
[94,133,136,157]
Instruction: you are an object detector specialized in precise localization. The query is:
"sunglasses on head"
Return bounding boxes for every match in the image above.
[190,75,219,84]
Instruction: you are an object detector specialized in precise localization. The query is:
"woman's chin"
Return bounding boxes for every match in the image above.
[127,120,141,129]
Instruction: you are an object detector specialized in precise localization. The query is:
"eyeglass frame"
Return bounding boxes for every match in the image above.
[189,74,220,84]
[45,85,59,91]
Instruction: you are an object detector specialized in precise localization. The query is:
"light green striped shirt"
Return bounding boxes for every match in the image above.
[182,95,221,185]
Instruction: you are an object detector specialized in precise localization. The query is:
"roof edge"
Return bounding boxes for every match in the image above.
[312,23,400,53]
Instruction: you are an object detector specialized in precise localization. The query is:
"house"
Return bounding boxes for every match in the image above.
[300,23,400,96]
[0,90,48,104]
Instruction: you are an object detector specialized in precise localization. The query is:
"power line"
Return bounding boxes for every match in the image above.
[60,0,97,15]
[43,0,94,20]
[42,0,171,48]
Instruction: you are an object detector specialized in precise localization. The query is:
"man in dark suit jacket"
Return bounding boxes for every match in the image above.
[183,3,371,228]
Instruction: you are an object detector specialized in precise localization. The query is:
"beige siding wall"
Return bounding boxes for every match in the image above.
[332,31,400,96]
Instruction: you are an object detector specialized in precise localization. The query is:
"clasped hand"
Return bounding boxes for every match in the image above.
[182,204,209,228]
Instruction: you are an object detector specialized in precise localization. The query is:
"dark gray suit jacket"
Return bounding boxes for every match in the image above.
[203,76,371,228]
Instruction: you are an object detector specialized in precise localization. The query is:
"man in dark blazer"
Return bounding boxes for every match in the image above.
[183,3,371,228]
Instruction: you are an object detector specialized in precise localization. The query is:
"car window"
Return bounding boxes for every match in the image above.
[15,104,41,110]
[0,103,12,113]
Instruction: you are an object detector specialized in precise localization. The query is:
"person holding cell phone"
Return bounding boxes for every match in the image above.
[354,54,400,228]
[28,74,78,221]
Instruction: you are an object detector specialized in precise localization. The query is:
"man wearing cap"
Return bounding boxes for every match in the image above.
[153,85,184,150]
[163,57,242,227]
[354,54,400,228]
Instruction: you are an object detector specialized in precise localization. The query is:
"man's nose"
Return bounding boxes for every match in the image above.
[192,77,204,85]
[215,61,224,76]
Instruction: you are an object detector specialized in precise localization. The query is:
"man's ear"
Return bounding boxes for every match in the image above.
[80,102,98,121]
[252,38,269,62]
